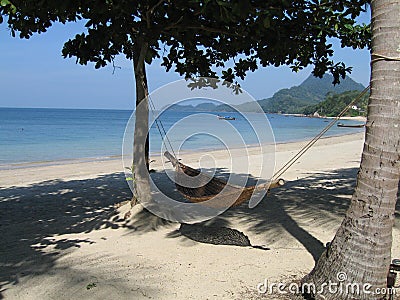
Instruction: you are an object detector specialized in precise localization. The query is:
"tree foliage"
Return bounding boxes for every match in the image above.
[1,0,370,83]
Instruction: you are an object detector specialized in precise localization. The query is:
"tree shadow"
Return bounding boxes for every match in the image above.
[1,167,398,298]
[147,167,378,262]
[0,172,134,298]
[227,168,360,261]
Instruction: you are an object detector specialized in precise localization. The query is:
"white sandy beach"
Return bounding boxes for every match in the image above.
[0,132,399,299]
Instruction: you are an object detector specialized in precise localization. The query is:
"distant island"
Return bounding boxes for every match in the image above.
[168,74,367,116]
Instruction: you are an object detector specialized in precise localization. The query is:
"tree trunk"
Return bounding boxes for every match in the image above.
[132,42,151,205]
[302,1,400,299]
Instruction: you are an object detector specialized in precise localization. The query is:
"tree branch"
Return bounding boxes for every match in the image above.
[149,0,165,15]
[112,58,121,75]
[145,0,166,29]
[164,15,184,30]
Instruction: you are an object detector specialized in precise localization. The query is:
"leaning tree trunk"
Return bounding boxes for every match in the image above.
[132,42,151,205]
[302,1,400,299]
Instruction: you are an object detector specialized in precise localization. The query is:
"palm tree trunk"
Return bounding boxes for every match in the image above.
[132,41,151,205]
[303,1,400,299]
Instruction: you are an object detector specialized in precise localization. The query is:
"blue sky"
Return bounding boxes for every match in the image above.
[0,11,371,110]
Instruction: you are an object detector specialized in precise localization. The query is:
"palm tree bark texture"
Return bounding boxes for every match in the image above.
[303,1,400,299]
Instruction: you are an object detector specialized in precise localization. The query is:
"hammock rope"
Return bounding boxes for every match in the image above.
[371,53,400,64]
[143,81,177,159]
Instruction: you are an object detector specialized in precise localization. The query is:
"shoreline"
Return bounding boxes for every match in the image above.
[0,132,364,188]
[281,112,367,122]
[0,131,365,172]
[326,115,367,121]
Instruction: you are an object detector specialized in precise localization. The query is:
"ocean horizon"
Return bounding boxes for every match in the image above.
[0,107,364,167]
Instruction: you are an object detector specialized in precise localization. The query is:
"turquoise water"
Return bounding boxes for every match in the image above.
[0,107,364,165]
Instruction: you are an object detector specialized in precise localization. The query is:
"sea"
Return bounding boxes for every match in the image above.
[0,107,364,167]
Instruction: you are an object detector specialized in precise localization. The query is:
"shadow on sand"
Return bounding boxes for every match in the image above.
[1,167,399,298]
[0,172,131,298]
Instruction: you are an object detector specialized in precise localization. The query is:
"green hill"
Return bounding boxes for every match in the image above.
[237,73,365,113]
[164,74,366,113]
[302,90,369,117]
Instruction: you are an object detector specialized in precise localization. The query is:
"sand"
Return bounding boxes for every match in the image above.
[1,132,399,299]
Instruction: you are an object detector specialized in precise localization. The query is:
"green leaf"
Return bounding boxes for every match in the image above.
[10,4,16,14]
[334,23,339,31]
[0,0,9,6]
[344,24,354,31]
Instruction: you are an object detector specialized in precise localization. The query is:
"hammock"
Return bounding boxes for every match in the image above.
[147,83,370,208]
[164,151,284,207]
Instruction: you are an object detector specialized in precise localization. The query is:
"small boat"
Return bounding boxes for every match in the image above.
[337,122,365,128]
[217,115,236,120]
